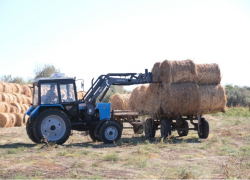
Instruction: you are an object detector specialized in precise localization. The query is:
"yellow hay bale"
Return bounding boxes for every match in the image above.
[161,83,200,117]
[14,113,24,126]
[26,97,32,105]
[111,94,131,110]
[15,84,23,94]
[21,94,28,104]
[13,93,23,104]
[199,85,226,114]
[159,60,197,84]
[22,85,32,97]
[151,62,161,82]
[77,91,86,100]
[0,102,11,113]
[197,63,221,85]
[7,113,16,127]
[0,113,11,127]
[1,93,10,103]
[10,102,22,113]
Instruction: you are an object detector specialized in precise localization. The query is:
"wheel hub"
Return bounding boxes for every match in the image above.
[41,115,66,141]
[105,126,118,141]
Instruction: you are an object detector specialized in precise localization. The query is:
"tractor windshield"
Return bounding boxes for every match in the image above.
[41,83,59,104]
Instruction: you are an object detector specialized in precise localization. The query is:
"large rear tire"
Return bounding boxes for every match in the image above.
[161,119,172,140]
[198,118,209,139]
[99,121,122,143]
[26,118,39,143]
[144,119,156,138]
[177,120,189,137]
[33,109,71,145]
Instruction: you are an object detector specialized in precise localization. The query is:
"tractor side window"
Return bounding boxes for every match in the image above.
[60,84,76,103]
[33,85,38,106]
[41,83,59,104]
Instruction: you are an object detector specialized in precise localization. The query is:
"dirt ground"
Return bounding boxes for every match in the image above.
[0,112,250,179]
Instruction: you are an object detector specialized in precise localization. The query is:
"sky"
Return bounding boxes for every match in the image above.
[0,0,250,91]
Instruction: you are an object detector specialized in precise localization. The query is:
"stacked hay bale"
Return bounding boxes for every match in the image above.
[129,59,226,117]
[111,94,131,110]
[0,82,31,128]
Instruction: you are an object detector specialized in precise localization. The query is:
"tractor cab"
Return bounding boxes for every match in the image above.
[30,77,79,121]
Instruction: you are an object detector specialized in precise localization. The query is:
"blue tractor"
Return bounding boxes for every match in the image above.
[25,70,152,144]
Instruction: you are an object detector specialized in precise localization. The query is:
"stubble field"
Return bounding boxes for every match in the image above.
[0,107,250,179]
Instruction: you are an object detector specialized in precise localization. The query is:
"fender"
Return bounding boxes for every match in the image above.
[29,104,65,119]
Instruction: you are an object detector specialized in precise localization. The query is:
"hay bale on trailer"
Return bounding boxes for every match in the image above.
[197,63,221,85]
[128,85,148,112]
[160,60,197,84]
[111,94,130,110]
[161,83,200,117]
[151,62,161,82]
[199,84,226,114]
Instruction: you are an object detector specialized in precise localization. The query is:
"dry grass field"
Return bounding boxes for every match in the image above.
[0,107,250,179]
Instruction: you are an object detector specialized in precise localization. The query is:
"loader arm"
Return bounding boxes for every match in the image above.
[81,69,153,115]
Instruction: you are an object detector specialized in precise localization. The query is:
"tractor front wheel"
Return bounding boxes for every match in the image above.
[99,121,122,143]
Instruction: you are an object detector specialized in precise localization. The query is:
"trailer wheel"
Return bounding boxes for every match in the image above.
[198,118,209,139]
[177,120,189,137]
[89,129,101,142]
[133,125,143,134]
[161,119,172,139]
[26,118,39,143]
[144,119,156,138]
[99,121,122,143]
[33,109,71,145]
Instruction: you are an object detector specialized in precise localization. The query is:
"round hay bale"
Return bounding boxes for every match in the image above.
[22,85,32,97]
[13,93,23,104]
[0,113,11,127]
[1,93,10,103]
[144,83,163,116]
[128,86,143,111]
[0,82,4,92]
[6,93,17,103]
[170,60,197,84]
[111,94,131,110]
[199,85,226,114]
[77,91,86,100]
[159,60,172,84]
[14,113,24,126]
[14,84,23,94]
[161,83,200,117]
[9,83,17,93]
[151,62,161,82]
[2,83,13,93]
[0,92,2,102]
[26,97,32,105]
[197,63,221,85]
[10,105,18,113]
[10,102,22,113]
[21,94,28,104]
[7,113,16,127]
[0,102,11,113]
[22,104,30,111]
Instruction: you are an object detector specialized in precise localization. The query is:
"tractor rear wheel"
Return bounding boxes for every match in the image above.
[144,119,156,138]
[26,118,39,143]
[99,121,122,143]
[33,109,71,145]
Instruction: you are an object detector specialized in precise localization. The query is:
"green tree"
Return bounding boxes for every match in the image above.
[0,75,26,84]
[34,64,60,79]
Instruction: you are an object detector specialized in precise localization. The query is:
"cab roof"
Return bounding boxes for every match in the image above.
[33,77,75,84]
